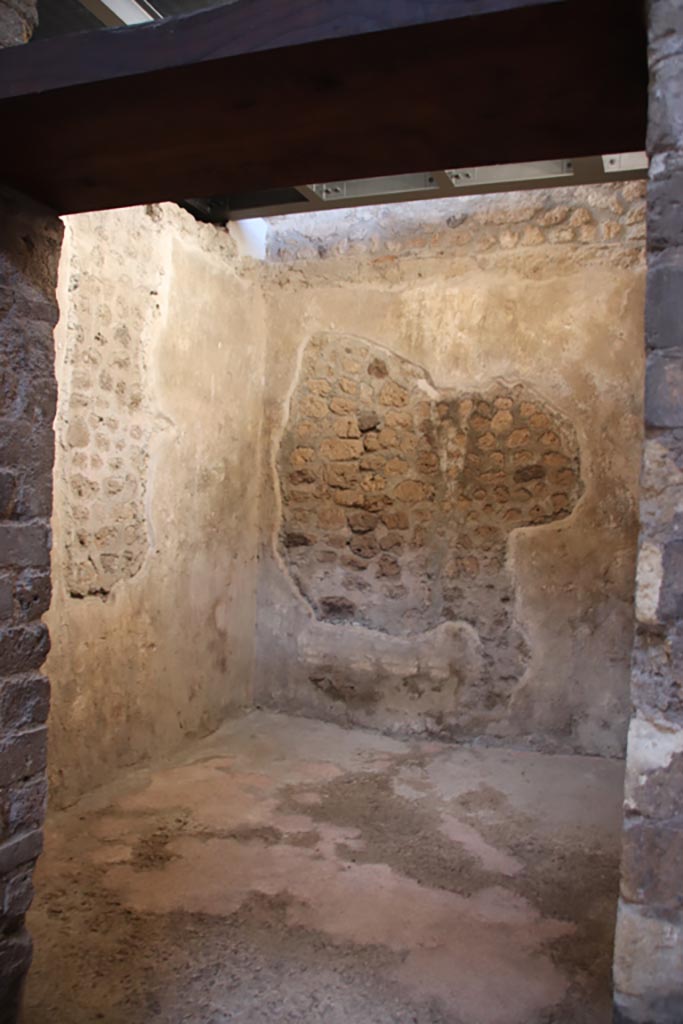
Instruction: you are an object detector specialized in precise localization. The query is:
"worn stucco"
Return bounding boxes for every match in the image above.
[46,204,267,808]
[254,184,646,756]
[45,185,645,812]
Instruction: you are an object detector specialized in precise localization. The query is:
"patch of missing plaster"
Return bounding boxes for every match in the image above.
[57,217,159,598]
[276,333,584,714]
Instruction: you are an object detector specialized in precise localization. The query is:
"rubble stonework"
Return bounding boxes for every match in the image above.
[257,184,645,752]
[0,190,61,1021]
[613,2,683,1021]
[57,213,155,598]
[278,334,582,730]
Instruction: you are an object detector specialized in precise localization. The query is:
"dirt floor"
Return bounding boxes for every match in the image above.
[24,711,625,1024]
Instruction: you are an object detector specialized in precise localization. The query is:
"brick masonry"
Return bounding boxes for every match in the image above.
[613,2,683,1021]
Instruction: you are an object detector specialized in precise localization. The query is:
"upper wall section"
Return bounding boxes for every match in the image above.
[267,183,646,262]
[46,204,267,808]
[256,183,646,757]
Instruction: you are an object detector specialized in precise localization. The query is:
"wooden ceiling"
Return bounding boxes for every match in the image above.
[0,0,647,215]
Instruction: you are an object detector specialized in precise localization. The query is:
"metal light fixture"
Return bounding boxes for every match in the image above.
[446,159,574,187]
[312,173,439,202]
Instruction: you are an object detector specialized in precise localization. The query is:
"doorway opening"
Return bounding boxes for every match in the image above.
[29,179,645,1024]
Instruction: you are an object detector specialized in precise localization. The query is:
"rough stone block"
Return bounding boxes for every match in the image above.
[0,524,49,570]
[0,675,49,732]
[0,728,46,788]
[14,467,53,520]
[648,0,683,61]
[644,350,683,428]
[621,819,683,909]
[647,52,683,154]
[14,572,50,623]
[635,541,664,625]
[0,774,47,839]
[1,864,33,921]
[0,624,50,675]
[614,902,683,1023]
[0,928,32,1024]
[631,626,683,727]
[1,868,33,919]
[647,252,683,348]
[0,1,38,47]
[0,473,16,519]
[0,829,42,876]
[659,539,683,619]
[648,154,683,253]
[0,579,12,621]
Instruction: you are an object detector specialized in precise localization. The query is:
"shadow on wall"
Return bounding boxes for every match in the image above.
[277,333,583,733]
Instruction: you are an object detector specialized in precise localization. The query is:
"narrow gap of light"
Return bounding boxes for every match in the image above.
[100,0,155,24]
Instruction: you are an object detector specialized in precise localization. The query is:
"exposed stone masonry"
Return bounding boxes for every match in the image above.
[57,212,154,597]
[613,2,683,1021]
[0,1,37,47]
[268,182,646,263]
[279,334,582,713]
[0,190,61,1022]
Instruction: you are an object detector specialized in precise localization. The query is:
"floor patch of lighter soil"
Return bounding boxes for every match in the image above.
[25,711,625,1024]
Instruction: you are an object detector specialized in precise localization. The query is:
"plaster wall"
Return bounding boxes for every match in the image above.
[254,184,646,756]
[45,204,267,808]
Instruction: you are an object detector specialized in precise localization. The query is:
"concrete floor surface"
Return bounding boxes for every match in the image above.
[24,711,625,1024]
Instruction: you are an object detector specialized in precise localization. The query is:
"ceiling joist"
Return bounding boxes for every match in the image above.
[0,0,647,216]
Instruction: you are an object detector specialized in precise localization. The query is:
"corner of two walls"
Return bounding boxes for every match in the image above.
[46,204,267,808]
[253,184,646,758]
[48,182,647,808]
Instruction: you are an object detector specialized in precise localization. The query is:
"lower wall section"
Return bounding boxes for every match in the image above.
[45,205,266,808]
[255,185,646,756]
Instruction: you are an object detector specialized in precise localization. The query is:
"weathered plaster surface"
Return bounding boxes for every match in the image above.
[46,204,267,808]
[255,184,646,756]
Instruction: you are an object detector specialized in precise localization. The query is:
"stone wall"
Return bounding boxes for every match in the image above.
[0,0,37,47]
[613,2,683,1020]
[45,204,267,807]
[0,189,61,1020]
[0,4,55,1018]
[256,184,646,754]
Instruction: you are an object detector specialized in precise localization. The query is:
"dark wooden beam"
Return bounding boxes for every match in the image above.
[0,0,647,215]
[2,0,562,98]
